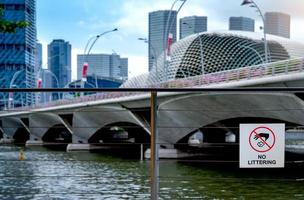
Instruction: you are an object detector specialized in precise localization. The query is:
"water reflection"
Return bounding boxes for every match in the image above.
[0,145,303,199]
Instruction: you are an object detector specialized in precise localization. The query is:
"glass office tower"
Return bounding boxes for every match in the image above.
[0,0,37,108]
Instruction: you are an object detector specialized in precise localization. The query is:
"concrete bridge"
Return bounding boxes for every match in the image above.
[1,58,304,157]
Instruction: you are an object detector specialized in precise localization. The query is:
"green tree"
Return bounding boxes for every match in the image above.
[0,6,28,33]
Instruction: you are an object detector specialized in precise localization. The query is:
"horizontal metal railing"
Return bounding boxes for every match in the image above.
[6,57,304,111]
[153,57,304,88]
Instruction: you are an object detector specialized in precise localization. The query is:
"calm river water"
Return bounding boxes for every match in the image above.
[0,145,303,199]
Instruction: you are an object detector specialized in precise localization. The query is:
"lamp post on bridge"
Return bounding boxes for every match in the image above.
[241,0,269,63]
[41,69,60,101]
[163,0,188,81]
[82,28,118,92]
[9,69,25,109]
[37,53,63,103]
[138,38,159,80]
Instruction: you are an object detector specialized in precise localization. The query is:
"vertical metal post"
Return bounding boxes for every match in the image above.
[150,91,159,200]
[140,143,144,161]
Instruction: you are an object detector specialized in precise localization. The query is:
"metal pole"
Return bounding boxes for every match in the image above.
[163,0,188,81]
[84,28,118,89]
[140,143,144,161]
[241,0,268,63]
[251,1,268,63]
[163,0,180,81]
[150,91,158,200]
[138,38,158,80]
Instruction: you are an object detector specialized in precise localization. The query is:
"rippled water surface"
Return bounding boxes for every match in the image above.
[0,145,303,199]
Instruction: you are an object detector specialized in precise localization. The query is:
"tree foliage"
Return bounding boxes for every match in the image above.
[0,6,28,33]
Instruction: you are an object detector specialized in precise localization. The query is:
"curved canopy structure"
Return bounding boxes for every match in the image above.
[122,31,304,87]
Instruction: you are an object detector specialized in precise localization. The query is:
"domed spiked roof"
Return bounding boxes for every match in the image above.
[122,31,304,87]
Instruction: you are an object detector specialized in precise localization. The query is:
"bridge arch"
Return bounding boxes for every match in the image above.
[176,117,299,146]
[42,124,72,149]
[1,117,29,144]
[73,105,149,143]
[29,113,72,140]
[158,92,304,146]
[88,121,150,144]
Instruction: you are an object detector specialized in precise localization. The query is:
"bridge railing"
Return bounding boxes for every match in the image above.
[152,57,304,88]
[8,57,304,111]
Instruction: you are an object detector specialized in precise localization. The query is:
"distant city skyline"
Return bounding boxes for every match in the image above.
[265,12,291,38]
[36,0,304,79]
[48,39,72,90]
[180,16,207,39]
[77,53,128,81]
[229,17,255,32]
[148,10,177,72]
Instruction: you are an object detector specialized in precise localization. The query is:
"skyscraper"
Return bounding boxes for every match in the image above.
[229,17,255,32]
[48,39,71,89]
[77,53,128,81]
[120,58,128,81]
[180,16,207,39]
[149,10,177,71]
[40,69,54,103]
[35,42,42,103]
[36,42,42,75]
[0,0,36,107]
[265,12,290,38]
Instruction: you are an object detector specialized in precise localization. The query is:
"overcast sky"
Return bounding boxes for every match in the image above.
[37,0,304,80]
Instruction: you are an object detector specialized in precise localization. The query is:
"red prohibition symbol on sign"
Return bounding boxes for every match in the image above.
[249,126,276,153]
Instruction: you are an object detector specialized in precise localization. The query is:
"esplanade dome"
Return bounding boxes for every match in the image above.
[122,31,304,88]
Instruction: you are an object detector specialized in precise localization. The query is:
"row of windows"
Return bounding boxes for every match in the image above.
[0,44,35,54]
[1,4,32,14]
[0,44,25,50]
[1,4,25,11]
[0,64,25,70]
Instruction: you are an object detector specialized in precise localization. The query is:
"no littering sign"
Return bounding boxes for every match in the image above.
[240,124,285,168]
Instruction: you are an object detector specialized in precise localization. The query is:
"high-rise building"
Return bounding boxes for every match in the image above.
[149,10,177,71]
[35,42,42,103]
[40,69,54,103]
[120,58,128,80]
[36,42,42,75]
[0,0,37,108]
[229,17,255,32]
[48,39,71,89]
[265,12,290,38]
[77,53,128,81]
[180,16,207,39]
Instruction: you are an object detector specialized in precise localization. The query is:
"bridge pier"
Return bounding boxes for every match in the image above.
[145,148,204,159]
[66,143,93,152]
[25,135,44,147]
[67,135,91,152]
[0,134,14,144]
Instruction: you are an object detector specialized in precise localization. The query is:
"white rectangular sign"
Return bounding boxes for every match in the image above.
[240,124,285,168]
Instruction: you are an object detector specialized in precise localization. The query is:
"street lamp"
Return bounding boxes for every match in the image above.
[163,0,188,81]
[241,0,269,63]
[9,69,25,109]
[37,53,64,103]
[138,38,158,80]
[43,69,60,100]
[10,84,25,108]
[82,28,118,90]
